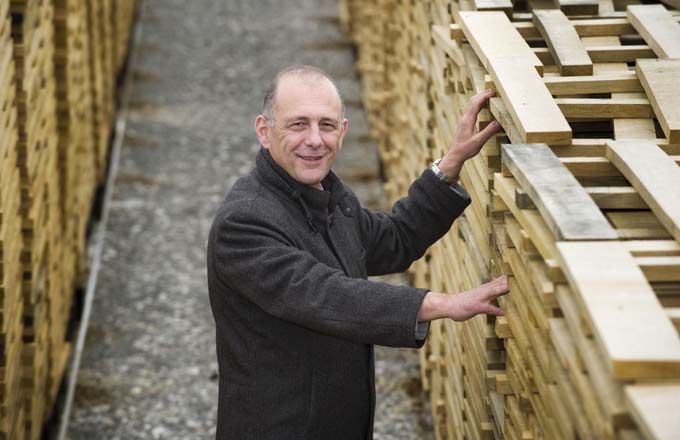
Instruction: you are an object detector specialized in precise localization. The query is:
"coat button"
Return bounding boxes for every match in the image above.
[345,207,351,214]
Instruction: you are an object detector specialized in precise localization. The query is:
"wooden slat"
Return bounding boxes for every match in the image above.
[552,0,598,16]
[628,4,680,60]
[557,241,680,379]
[474,0,513,14]
[625,384,680,440]
[533,10,592,76]
[502,143,616,240]
[457,11,543,73]
[637,59,680,144]
[490,58,572,145]
[542,71,641,95]
[606,140,680,243]
[556,97,653,119]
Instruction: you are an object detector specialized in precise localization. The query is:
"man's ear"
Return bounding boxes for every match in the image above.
[337,118,349,150]
[255,115,271,148]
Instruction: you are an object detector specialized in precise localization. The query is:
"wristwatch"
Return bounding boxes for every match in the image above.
[431,158,459,185]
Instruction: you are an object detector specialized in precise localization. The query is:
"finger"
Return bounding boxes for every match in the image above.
[471,120,501,146]
[465,89,496,115]
[482,303,505,317]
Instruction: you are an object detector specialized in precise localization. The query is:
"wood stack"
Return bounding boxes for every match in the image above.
[0,1,27,438]
[0,1,136,438]
[342,1,680,438]
[87,0,116,182]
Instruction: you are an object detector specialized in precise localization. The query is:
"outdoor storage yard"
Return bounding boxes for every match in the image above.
[1,0,680,439]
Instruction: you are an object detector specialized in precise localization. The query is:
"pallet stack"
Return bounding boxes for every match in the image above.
[1,1,27,438]
[342,1,680,439]
[0,1,136,439]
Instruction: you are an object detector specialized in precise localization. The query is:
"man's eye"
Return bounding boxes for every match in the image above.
[321,123,337,131]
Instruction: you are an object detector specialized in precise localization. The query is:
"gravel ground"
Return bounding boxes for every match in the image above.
[67,1,433,438]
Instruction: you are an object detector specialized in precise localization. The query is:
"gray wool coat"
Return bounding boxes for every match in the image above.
[206,149,471,439]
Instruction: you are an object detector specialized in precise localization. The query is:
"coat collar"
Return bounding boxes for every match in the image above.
[255,148,347,231]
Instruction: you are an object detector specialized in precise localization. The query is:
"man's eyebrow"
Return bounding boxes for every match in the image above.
[283,116,310,124]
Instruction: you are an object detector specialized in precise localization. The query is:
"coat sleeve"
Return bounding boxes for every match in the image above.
[209,201,429,348]
[358,168,471,276]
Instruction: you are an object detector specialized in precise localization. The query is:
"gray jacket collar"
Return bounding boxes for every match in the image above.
[255,148,347,232]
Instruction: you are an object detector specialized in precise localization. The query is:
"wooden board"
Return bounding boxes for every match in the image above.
[557,241,680,380]
[502,143,616,240]
[490,58,572,145]
[457,11,543,73]
[606,140,680,244]
[625,384,680,440]
[533,10,592,76]
[628,4,680,59]
[636,59,680,144]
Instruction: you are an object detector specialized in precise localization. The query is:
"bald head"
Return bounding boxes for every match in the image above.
[262,66,345,123]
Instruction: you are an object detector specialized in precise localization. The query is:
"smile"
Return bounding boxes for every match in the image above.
[297,155,324,162]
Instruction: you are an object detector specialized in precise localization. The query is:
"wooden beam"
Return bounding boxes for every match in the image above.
[502,143,616,240]
[606,140,680,243]
[625,384,680,440]
[555,98,653,119]
[542,72,641,95]
[450,17,680,41]
[533,10,592,76]
[491,58,572,145]
[457,11,543,74]
[473,0,513,14]
[557,241,680,379]
[628,4,680,59]
[637,59,680,144]
[553,0,598,16]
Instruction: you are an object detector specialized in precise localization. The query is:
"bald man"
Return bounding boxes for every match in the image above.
[207,66,507,439]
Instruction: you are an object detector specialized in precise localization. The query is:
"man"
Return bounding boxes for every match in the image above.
[207,65,508,439]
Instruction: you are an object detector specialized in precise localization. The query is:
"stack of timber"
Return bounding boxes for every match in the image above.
[342,0,680,439]
[0,1,137,439]
[1,1,26,437]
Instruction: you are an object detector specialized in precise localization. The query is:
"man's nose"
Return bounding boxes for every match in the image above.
[304,124,323,147]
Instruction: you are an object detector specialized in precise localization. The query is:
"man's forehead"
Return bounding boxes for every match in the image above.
[274,74,342,114]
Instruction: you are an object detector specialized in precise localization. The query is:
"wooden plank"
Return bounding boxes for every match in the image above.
[557,241,680,379]
[606,140,680,243]
[502,143,617,240]
[457,11,543,74]
[451,17,680,42]
[473,0,513,14]
[625,384,680,440]
[628,5,680,60]
[542,71,641,95]
[553,0,598,16]
[637,59,680,144]
[490,58,572,145]
[533,10,592,76]
[556,97,653,119]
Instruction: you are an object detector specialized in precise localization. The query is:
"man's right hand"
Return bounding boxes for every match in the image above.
[417,276,509,322]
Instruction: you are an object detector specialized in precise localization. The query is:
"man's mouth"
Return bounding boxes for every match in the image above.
[297,154,324,162]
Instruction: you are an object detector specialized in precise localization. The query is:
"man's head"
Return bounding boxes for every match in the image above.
[255,66,348,189]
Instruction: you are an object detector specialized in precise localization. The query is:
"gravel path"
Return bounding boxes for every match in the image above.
[67,1,433,438]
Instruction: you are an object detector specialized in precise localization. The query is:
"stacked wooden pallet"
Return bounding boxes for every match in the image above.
[0,1,26,438]
[342,1,680,439]
[0,1,136,439]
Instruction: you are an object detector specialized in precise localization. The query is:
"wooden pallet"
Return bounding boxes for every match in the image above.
[342,1,680,438]
[0,0,136,438]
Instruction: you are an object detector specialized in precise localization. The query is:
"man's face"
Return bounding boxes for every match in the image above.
[255,75,348,189]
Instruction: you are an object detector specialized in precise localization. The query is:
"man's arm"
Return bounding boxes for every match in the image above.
[418,276,508,322]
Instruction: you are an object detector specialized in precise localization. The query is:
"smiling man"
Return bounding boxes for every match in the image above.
[207,66,508,439]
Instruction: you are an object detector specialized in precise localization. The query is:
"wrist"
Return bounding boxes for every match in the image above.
[437,153,464,182]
